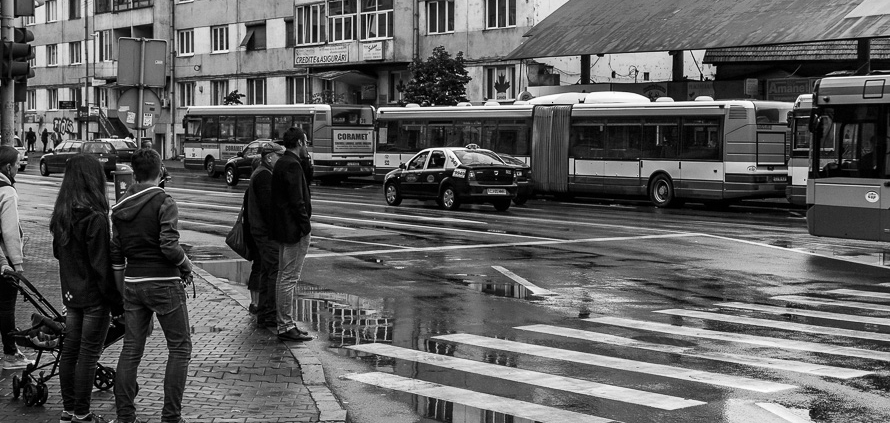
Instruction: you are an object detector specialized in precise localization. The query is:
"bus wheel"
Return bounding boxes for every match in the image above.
[225,166,239,186]
[649,174,678,208]
[384,182,402,206]
[493,199,511,211]
[439,185,460,210]
[205,158,220,178]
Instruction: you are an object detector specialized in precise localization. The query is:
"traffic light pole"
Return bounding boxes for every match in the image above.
[1,0,15,146]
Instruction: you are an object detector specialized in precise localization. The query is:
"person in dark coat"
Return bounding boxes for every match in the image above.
[40,129,49,153]
[25,128,36,152]
[248,143,285,327]
[51,154,124,423]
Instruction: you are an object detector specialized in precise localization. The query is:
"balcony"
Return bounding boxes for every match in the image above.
[95,0,153,14]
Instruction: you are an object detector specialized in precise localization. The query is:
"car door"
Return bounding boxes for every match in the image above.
[239,141,262,176]
[48,142,70,172]
[420,150,449,199]
[400,151,430,197]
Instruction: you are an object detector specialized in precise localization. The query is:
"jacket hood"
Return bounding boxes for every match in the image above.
[111,184,166,222]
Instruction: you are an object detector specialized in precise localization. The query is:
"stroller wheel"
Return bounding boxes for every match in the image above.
[94,366,115,391]
[12,375,20,399]
[22,383,36,406]
[35,382,48,406]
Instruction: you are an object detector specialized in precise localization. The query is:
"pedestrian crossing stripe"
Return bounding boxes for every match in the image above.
[345,372,623,423]
[431,333,796,392]
[772,295,890,313]
[755,403,814,423]
[585,316,890,362]
[717,302,890,328]
[516,325,871,379]
[491,265,556,296]
[346,343,706,410]
[827,289,890,300]
[655,309,890,343]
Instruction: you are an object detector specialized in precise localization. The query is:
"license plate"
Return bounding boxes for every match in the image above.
[98,158,108,162]
[348,162,359,166]
[773,176,787,182]
[487,188,507,195]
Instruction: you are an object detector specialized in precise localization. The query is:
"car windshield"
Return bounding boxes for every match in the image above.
[497,153,525,166]
[107,140,137,150]
[84,143,113,154]
[453,150,504,165]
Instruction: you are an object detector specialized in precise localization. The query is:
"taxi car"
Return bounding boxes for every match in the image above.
[384,145,518,211]
[40,140,118,178]
[224,139,269,186]
[495,152,532,205]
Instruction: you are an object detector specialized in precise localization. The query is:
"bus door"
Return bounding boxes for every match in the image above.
[676,118,723,199]
[401,150,430,197]
[602,120,641,195]
[640,121,680,193]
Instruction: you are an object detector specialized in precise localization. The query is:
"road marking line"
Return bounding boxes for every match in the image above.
[311,236,406,249]
[585,316,890,362]
[345,372,621,423]
[320,215,561,241]
[308,233,699,259]
[828,289,890,300]
[772,295,890,313]
[491,266,556,296]
[755,403,814,423]
[346,343,705,410]
[516,324,871,379]
[698,233,890,270]
[360,211,486,225]
[718,302,890,327]
[655,309,890,343]
[431,333,796,392]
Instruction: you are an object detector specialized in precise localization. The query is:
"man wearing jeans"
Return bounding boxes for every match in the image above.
[270,128,313,342]
[110,149,192,423]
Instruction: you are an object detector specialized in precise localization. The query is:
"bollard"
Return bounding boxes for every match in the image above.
[113,164,134,203]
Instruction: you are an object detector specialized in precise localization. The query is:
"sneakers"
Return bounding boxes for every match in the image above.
[72,413,112,423]
[277,328,313,342]
[2,350,33,370]
[60,411,73,423]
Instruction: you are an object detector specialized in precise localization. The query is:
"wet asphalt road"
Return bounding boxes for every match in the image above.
[17,170,890,423]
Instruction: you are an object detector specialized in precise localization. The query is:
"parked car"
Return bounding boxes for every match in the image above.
[5,136,27,171]
[224,140,269,186]
[39,140,118,178]
[98,138,138,164]
[383,144,518,211]
[494,152,532,205]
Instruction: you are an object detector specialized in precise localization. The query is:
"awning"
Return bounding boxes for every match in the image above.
[313,70,377,86]
[507,0,890,60]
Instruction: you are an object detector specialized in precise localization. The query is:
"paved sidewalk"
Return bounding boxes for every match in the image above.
[0,211,346,422]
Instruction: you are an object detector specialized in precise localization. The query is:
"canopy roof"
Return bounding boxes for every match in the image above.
[507,0,890,59]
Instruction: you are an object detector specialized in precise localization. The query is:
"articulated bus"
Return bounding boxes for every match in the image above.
[182,104,375,182]
[787,94,813,206]
[377,94,791,207]
[807,74,890,241]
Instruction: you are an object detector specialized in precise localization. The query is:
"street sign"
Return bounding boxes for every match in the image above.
[118,38,168,88]
[118,88,161,130]
[58,100,76,109]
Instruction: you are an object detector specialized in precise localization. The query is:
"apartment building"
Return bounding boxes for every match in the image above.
[26,0,705,157]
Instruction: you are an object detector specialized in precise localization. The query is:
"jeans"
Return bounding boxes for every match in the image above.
[0,276,18,355]
[60,304,111,415]
[115,280,191,423]
[255,235,280,323]
[277,233,310,333]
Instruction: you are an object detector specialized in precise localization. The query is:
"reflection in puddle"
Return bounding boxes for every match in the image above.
[418,395,526,423]
[296,285,394,347]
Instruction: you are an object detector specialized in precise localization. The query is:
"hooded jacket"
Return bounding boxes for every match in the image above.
[110,183,188,282]
[53,206,123,314]
[0,172,23,270]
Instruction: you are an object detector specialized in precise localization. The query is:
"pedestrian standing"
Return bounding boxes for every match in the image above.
[0,146,33,370]
[248,143,285,328]
[244,157,262,315]
[111,148,192,423]
[51,154,123,423]
[41,128,49,153]
[25,128,36,153]
[270,128,313,342]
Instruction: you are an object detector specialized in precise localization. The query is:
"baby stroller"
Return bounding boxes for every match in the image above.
[3,271,125,406]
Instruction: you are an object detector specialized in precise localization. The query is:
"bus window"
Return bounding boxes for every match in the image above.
[490,121,531,155]
[606,120,642,159]
[456,120,482,146]
[201,116,219,139]
[570,121,605,158]
[294,116,313,145]
[220,116,236,141]
[331,105,373,126]
[426,123,450,149]
[236,116,255,143]
[679,117,720,160]
[256,116,273,139]
[641,119,677,159]
[184,118,202,139]
[273,116,292,140]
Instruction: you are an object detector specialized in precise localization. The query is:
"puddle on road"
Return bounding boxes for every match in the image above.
[182,244,228,261]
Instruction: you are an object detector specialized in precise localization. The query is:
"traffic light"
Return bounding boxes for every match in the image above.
[2,28,36,102]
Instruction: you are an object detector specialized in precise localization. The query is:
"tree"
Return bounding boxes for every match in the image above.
[223,90,245,105]
[401,46,471,106]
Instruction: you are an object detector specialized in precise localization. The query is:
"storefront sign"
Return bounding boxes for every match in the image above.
[766,78,814,102]
[332,129,374,154]
[361,42,383,61]
[295,45,349,66]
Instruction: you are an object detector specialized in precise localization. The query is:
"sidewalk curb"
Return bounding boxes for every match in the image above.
[191,266,349,423]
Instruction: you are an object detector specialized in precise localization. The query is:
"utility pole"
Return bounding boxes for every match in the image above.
[1,0,15,145]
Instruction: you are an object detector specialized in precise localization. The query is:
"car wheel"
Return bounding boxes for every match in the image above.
[384,182,402,206]
[512,195,528,206]
[439,185,460,210]
[225,166,239,186]
[493,199,511,211]
[649,174,681,208]
[205,158,219,178]
[39,161,49,176]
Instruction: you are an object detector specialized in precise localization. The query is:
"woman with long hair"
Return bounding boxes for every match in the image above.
[51,154,123,423]
[0,145,31,371]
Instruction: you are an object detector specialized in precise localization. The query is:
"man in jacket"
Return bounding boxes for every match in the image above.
[248,142,285,328]
[110,148,192,423]
[270,128,313,342]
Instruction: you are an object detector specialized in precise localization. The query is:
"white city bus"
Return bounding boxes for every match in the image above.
[807,74,890,241]
[787,94,813,206]
[182,104,375,183]
[378,94,791,207]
